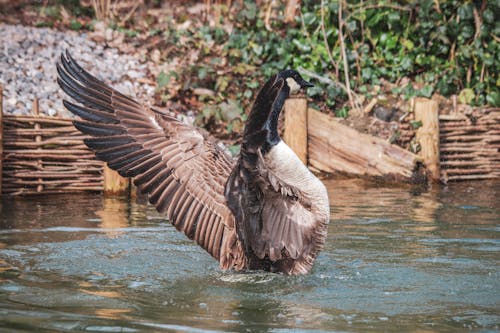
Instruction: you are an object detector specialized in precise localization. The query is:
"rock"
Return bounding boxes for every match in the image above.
[6,97,17,106]
[193,87,216,97]
[151,49,161,63]
[374,106,396,122]
[0,23,156,117]
[105,28,114,41]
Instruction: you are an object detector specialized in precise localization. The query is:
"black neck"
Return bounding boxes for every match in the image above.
[242,77,289,153]
[265,88,288,146]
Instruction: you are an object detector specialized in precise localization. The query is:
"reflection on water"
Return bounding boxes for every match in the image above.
[0,179,499,332]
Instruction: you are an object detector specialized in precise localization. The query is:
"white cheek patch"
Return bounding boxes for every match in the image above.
[286,77,301,95]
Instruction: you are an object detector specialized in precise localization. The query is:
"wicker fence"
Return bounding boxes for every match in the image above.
[400,106,499,182]
[439,109,500,182]
[0,96,498,196]
[1,101,103,195]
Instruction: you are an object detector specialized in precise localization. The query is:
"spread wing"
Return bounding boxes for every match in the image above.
[57,51,239,265]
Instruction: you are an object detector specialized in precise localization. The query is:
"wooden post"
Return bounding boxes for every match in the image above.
[103,165,130,196]
[0,85,3,196]
[414,98,440,181]
[283,97,308,164]
[33,98,43,193]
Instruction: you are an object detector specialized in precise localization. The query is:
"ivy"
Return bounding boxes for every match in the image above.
[213,0,499,109]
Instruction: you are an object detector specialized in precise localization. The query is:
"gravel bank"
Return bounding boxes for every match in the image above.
[0,24,155,117]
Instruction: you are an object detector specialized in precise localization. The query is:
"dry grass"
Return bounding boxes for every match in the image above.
[81,0,142,24]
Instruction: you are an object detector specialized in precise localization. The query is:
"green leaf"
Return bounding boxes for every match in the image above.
[402,39,414,51]
[483,9,494,24]
[246,80,259,89]
[418,85,434,98]
[410,120,422,129]
[156,71,170,89]
[458,88,475,105]
[215,76,229,92]
[69,20,83,30]
[219,99,243,122]
[292,39,311,52]
[335,106,349,118]
[486,91,500,107]
[243,89,253,99]
[302,12,316,25]
[457,3,473,20]
[252,43,263,56]
[400,56,412,71]
[228,144,241,156]
[197,66,208,80]
[388,11,400,23]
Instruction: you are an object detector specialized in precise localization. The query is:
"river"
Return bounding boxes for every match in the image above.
[0,179,498,332]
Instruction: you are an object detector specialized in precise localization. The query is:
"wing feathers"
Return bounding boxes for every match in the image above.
[84,135,134,149]
[175,194,195,231]
[63,100,118,124]
[64,51,140,107]
[57,76,115,113]
[185,200,204,239]
[58,51,238,264]
[123,155,162,177]
[142,167,174,195]
[156,181,181,214]
[73,120,126,136]
[108,150,151,171]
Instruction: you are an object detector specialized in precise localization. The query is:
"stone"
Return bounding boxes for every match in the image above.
[0,24,156,116]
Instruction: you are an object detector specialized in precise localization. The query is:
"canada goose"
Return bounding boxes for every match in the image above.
[57,51,329,275]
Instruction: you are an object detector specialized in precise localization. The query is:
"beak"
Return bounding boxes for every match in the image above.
[300,79,314,89]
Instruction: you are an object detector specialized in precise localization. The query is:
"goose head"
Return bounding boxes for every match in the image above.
[277,69,314,95]
[242,69,314,151]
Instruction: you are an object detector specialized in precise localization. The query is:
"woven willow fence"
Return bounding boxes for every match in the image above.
[400,106,499,182]
[0,96,498,196]
[439,109,500,182]
[1,102,103,195]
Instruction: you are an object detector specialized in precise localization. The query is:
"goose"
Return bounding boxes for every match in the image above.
[57,51,330,275]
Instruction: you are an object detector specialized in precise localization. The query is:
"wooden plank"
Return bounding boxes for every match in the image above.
[283,97,308,164]
[307,108,420,181]
[415,98,440,181]
[103,165,130,196]
[32,98,43,192]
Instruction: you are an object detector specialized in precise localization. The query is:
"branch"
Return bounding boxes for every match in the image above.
[346,3,412,22]
[472,5,482,40]
[320,0,339,77]
[264,0,276,31]
[338,0,362,114]
[297,67,362,110]
[297,66,338,86]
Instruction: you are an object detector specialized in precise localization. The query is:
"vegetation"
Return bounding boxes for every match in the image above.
[147,0,499,125]
[3,0,498,132]
[190,0,499,111]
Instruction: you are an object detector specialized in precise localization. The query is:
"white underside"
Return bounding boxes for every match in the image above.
[263,141,330,218]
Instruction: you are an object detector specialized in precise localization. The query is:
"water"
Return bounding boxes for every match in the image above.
[0,179,498,332]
